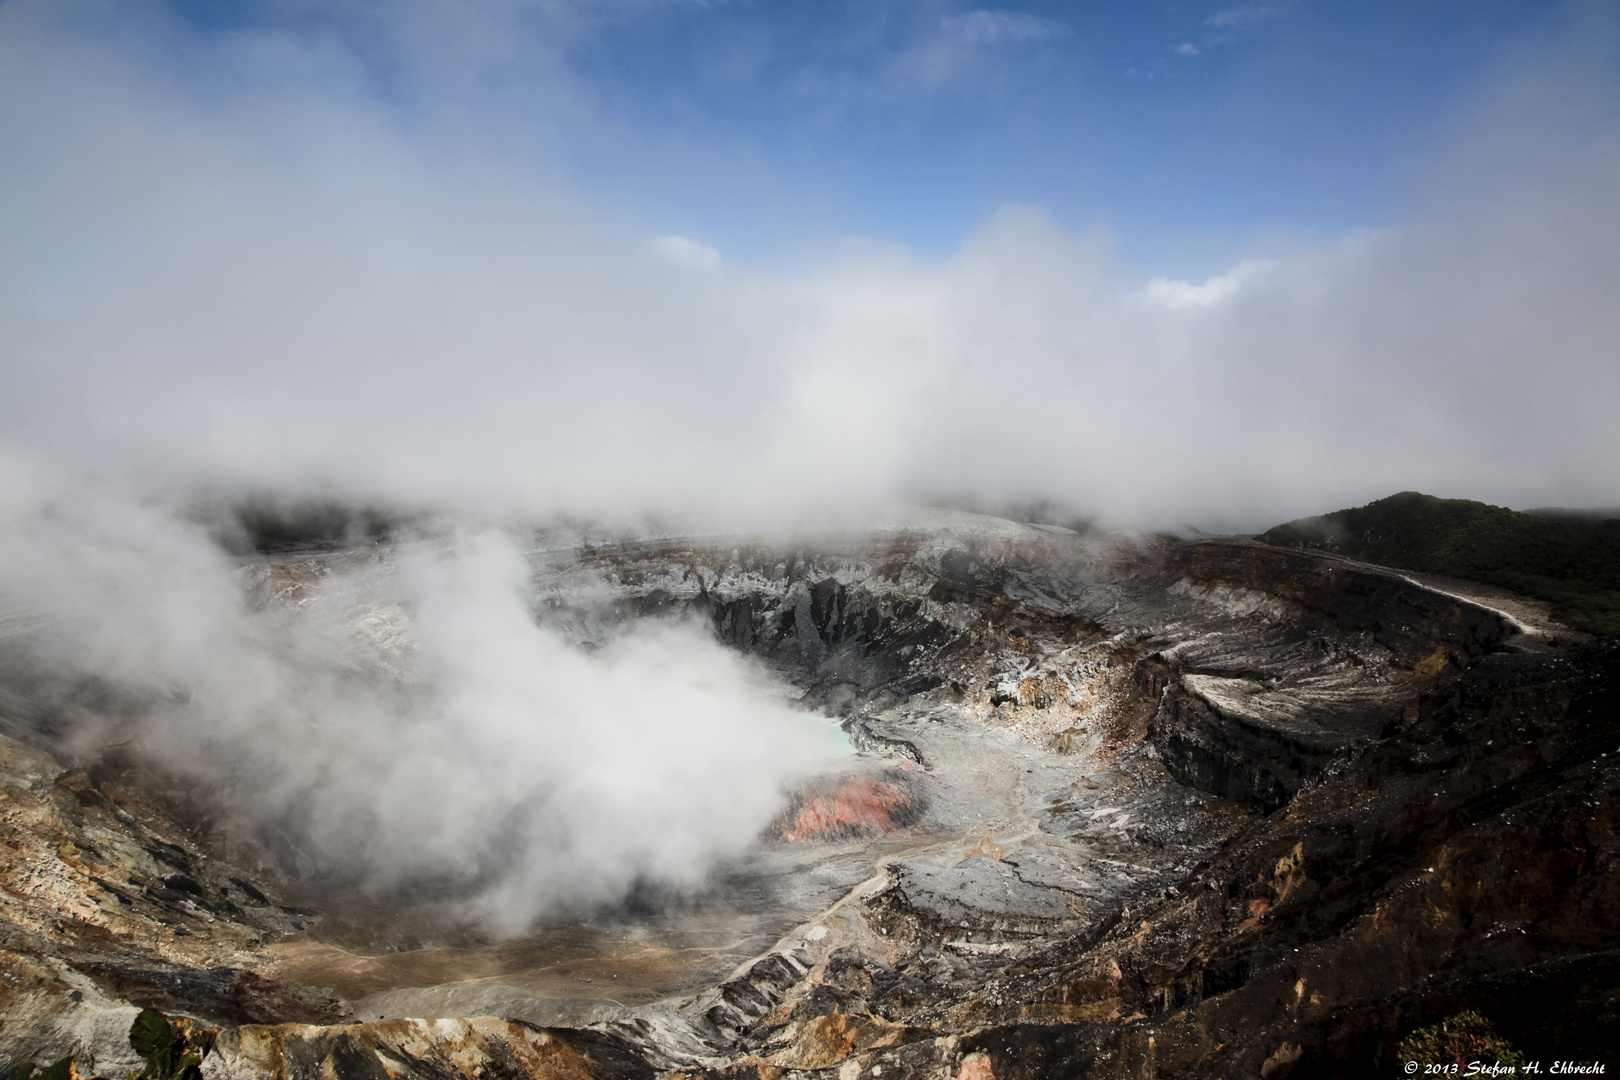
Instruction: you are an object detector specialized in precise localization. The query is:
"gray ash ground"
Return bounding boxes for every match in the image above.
[2,510,1616,1079]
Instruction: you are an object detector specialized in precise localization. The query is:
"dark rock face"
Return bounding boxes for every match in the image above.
[894,643,1620,1080]
[6,512,1612,1079]
[1144,541,1516,812]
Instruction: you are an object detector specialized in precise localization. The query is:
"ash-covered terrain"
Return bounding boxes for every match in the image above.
[2,511,1616,1078]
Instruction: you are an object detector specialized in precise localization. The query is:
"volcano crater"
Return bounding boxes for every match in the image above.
[3,511,1614,1079]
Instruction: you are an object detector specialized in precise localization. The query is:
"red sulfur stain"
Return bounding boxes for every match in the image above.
[780,778,914,842]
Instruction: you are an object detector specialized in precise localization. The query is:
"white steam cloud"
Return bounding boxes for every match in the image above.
[0,474,846,930]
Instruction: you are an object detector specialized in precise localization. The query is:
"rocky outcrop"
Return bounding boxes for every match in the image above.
[1145,541,1524,811]
[780,642,1620,1079]
[0,734,343,1076]
[208,1018,653,1080]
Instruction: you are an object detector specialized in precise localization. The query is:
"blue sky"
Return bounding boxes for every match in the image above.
[162,0,1573,273]
[571,0,1565,270]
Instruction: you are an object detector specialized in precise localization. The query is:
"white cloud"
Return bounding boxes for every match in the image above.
[1139,259,1274,309]
[1205,2,1292,30]
[1173,42,1201,57]
[941,10,1072,46]
[0,0,1616,528]
[650,234,722,269]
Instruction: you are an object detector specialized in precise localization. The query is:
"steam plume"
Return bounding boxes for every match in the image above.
[0,480,845,931]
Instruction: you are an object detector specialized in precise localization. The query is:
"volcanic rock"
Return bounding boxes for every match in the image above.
[2,510,1614,1078]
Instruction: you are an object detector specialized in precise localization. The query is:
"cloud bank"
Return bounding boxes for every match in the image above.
[2,1,1617,528]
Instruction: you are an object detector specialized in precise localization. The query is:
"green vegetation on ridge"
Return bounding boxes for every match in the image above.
[1397,1010,1525,1070]
[1260,491,1620,636]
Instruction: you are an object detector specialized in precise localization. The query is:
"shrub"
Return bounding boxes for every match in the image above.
[1397,1010,1525,1070]
[127,1008,215,1080]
